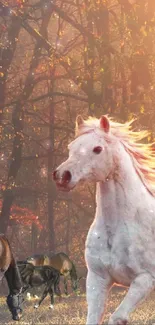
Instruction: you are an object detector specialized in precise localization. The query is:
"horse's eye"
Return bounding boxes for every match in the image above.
[93,146,102,154]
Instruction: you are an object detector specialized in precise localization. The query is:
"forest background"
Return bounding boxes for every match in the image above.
[0,0,155,271]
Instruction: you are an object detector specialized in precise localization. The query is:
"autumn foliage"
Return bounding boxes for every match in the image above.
[1,0,155,262]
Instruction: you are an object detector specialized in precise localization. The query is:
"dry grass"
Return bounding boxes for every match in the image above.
[0,287,155,324]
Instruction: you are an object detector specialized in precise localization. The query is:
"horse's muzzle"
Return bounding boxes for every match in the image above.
[12,310,23,321]
[53,169,73,190]
[7,293,23,321]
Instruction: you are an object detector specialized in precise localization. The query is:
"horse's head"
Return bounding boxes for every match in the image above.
[72,277,79,292]
[6,292,23,321]
[53,115,115,191]
[71,276,84,295]
[26,256,36,265]
[69,262,81,293]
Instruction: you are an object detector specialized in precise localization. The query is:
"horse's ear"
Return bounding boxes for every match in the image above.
[100,115,110,133]
[76,115,84,128]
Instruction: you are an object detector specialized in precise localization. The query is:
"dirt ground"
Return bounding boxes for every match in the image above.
[0,287,155,325]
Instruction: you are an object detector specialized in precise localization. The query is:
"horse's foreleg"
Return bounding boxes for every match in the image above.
[22,285,29,294]
[49,286,54,309]
[86,269,112,325]
[22,285,30,293]
[64,277,68,295]
[54,275,61,301]
[108,273,154,325]
[22,286,32,300]
[34,286,48,309]
[33,288,39,299]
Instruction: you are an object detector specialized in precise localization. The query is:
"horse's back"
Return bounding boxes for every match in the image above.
[27,252,73,275]
[27,255,45,266]
[47,253,72,274]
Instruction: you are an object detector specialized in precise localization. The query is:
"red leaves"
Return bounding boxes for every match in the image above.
[0,200,43,229]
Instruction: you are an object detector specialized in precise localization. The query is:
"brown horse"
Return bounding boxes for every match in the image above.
[26,252,79,295]
[0,234,23,321]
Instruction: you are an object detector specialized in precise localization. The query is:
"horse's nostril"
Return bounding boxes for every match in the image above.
[53,169,72,185]
[62,170,72,183]
[53,170,58,181]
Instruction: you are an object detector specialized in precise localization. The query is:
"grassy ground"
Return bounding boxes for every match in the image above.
[0,287,155,324]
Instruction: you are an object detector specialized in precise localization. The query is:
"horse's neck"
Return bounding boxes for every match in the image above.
[95,149,149,226]
[5,260,22,295]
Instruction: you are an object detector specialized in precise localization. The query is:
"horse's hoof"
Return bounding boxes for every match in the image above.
[108,317,128,325]
[34,304,39,309]
[27,292,31,300]
[49,304,54,309]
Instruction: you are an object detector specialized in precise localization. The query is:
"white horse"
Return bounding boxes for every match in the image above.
[53,115,155,325]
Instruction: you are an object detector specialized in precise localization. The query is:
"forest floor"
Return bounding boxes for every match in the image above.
[0,287,155,324]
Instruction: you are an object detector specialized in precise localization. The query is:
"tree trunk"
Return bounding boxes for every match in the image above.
[47,93,55,252]
[0,8,54,234]
[0,13,21,123]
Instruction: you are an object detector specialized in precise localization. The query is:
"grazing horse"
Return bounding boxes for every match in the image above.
[17,262,61,309]
[0,234,23,321]
[53,114,155,325]
[26,252,78,295]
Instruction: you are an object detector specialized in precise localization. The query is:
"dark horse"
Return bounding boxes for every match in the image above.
[17,261,61,308]
[27,252,79,295]
[0,234,23,320]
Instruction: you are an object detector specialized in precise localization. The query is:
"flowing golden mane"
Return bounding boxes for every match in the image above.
[75,116,155,196]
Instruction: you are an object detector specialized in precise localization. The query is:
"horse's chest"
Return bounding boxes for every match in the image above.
[85,225,135,286]
[85,223,116,259]
[85,226,113,271]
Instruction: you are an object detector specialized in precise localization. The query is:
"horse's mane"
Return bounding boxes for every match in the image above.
[75,116,155,197]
